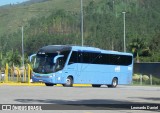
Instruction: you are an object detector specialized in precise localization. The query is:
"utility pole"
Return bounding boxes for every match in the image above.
[81,0,84,46]
[122,12,126,52]
[21,26,25,82]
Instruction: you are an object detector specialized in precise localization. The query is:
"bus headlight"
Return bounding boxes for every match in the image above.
[49,75,53,78]
[52,73,56,77]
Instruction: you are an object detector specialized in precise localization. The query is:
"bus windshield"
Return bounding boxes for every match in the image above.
[33,53,57,74]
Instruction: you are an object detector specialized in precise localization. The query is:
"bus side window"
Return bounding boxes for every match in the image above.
[68,51,78,65]
[78,52,83,63]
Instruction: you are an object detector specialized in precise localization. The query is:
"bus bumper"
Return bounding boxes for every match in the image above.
[32,73,55,84]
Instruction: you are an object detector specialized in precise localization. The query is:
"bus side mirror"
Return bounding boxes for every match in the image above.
[29,54,36,62]
[53,55,64,63]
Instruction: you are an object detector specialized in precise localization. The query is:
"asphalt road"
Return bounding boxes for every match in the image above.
[0,85,159,113]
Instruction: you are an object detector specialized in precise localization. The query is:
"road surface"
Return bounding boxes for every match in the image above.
[0,85,159,113]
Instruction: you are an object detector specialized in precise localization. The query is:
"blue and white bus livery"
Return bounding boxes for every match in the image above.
[30,45,133,88]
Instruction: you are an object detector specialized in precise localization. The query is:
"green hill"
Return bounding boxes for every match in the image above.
[0,0,99,36]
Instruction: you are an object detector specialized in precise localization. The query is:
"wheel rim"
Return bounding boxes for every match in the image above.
[66,78,71,85]
[113,80,117,86]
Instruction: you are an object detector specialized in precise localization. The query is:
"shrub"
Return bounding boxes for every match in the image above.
[142,75,149,81]
[152,76,160,85]
[133,74,140,81]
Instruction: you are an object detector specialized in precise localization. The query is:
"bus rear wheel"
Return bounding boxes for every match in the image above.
[45,83,55,86]
[108,78,118,88]
[92,84,101,87]
[63,76,73,87]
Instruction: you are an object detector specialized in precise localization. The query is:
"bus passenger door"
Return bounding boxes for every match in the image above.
[54,56,65,83]
[66,51,82,83]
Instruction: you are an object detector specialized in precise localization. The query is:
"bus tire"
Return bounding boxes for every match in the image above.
[108,78,118,88]
[92,84,101,87]
[45,83,55,86]
[63,76,73,87]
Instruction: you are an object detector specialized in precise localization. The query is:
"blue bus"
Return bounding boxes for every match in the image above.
[30,45,133,88]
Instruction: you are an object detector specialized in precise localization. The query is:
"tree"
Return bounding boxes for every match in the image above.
[2,50,21,67]
[128,38,151,62]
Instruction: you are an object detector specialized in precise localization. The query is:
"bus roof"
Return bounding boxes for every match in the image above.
[38,45,71,53]
[37,45,132,56]
[71,46,132,56]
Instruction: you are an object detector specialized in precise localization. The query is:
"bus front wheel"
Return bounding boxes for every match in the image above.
[108,78,118,88]
[63,76,73,87]
[45,83,55,86]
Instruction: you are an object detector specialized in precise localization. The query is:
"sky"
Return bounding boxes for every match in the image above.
[0,0,29,6]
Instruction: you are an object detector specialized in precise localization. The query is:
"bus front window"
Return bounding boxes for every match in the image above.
[55,57,64,71]
[33,53,57,74]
